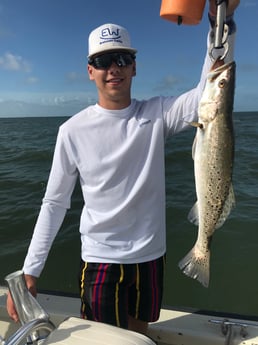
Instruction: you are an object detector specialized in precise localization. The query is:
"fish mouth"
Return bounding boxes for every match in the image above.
[208,59,236,83]
[211,58,236,73]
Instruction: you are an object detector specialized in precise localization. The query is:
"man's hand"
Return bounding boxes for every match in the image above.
[6,274,37,322]
[209,0,240,17]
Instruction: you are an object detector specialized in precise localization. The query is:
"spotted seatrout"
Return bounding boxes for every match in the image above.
[178,60,236,287]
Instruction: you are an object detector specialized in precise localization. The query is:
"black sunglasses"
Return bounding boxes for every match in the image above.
[88,52,135,70]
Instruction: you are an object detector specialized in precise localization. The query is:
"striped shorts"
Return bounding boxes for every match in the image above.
[79,255,165,328]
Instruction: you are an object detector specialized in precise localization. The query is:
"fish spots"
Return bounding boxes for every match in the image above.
[178,61,236,288]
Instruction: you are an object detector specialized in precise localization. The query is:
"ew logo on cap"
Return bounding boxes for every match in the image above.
[100,27,122,45]
[88,23,137,58]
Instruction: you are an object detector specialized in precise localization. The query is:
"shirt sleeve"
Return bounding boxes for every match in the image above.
[23,128,78,277]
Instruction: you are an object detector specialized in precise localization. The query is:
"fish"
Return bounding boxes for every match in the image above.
[178,60,236,288]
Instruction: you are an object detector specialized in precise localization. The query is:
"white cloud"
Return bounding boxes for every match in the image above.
[154,75,180,92]
[0,52,31,72]
[0,92,97,117]
[66,71,79,81]
[26,76,39,84]
[66,71,88,83]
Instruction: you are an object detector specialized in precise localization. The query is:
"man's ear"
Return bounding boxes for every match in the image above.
[88,64,95,80]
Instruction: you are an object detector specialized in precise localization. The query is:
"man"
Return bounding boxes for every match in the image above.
[7,0,239,335]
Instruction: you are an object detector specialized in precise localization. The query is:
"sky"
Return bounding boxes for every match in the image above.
[0,0,257,117]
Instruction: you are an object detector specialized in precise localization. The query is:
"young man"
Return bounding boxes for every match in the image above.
[7,0,239,335]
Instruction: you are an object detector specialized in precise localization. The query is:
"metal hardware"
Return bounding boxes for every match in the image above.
[209,318,252,345]
[214,0,228,49]
[4,270,56,345]
[4,318,55,345]
[5,271,50,325]
[209,0,229,61]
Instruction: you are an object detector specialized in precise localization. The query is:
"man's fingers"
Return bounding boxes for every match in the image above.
[6,291,19,323]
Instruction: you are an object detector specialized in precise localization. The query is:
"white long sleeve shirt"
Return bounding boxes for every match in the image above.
[23,32,235,277]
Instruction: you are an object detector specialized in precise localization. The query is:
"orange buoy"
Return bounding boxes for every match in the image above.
[160,0,206,25]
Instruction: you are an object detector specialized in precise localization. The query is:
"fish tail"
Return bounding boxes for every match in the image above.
[178,245,210,288]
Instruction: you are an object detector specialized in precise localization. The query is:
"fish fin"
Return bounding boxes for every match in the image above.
[185,121,203,129]
[188,202,199,226]
[178,245,210,288]
[192,134,197,160]
[215,183,236,229]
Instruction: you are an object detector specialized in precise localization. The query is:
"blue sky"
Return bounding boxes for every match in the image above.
[0,0,257,117]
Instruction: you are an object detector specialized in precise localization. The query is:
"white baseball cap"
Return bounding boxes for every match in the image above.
[88,23,137,58]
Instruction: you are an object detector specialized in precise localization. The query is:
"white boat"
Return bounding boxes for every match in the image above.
[2,280,258,345]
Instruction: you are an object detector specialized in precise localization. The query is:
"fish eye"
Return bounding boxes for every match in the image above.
[218,79,226,88]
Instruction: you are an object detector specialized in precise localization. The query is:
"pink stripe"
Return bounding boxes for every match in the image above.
[92,263,109,321]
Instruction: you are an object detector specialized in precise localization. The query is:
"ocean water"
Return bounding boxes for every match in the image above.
[1,112,258,317]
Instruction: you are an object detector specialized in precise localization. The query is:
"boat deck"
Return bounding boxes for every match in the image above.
[1,286,258,345]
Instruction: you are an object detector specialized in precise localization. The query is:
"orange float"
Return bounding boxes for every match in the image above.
[160,0,206,25]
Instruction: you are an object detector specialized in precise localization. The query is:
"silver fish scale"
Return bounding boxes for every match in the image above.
[198,112,234,232]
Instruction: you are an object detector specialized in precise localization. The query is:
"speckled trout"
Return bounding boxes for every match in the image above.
[178,60,236,287]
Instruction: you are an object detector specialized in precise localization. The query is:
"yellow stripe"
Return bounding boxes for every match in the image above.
[115,264,124,327]
[80,262,88,316]
[135,263,140,319]
[80,262,88,297]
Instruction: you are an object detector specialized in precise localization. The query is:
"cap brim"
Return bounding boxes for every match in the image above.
[88,46,137,59]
